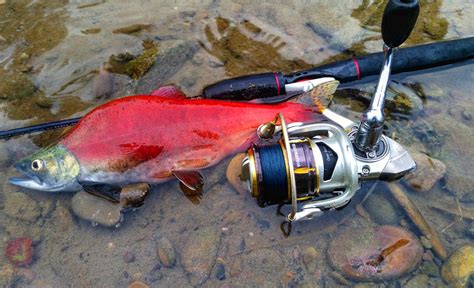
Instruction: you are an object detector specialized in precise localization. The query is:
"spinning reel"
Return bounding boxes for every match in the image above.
[241,0,419,232]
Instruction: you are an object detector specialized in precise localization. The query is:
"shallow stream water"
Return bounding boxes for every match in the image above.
[0,0,473,287]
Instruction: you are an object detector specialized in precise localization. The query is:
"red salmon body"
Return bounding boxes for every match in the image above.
[60,87,320,184]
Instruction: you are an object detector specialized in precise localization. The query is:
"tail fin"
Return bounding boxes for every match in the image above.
[291,77,339,113]
[292,78,355,130]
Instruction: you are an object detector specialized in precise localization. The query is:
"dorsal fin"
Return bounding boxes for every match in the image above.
[151,85,187,98]
[290,78,339,113]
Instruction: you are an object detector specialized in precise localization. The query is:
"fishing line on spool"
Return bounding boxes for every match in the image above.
[255,143,288,206]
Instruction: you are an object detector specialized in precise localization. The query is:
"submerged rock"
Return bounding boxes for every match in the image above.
[71,191,122,227]
[5,237,33,267]
[363,192,399,225]
[404,274,429,288]
[404,151,446,192]
[155,235,176,268]
[181,226,220,286]
[4,192,41,222]
[328,225,423,282]
[441,245,474,288]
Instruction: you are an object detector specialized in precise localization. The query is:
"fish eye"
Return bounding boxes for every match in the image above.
[31,159,44,172]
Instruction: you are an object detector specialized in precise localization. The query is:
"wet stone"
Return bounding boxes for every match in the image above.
[155,235,176,268]
[363,193,399,225]
[328,225,423,282]
[420,236,432,249]
[420,262,439,278]
[441,245,474,288]
[4,192,41,222]
[302,246,319,273]
[181,226,220,286]
[404,151,446,192]
[404,274,429,288]
[71,191,122,227]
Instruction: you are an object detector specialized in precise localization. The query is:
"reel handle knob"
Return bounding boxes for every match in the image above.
[382,0,420,48]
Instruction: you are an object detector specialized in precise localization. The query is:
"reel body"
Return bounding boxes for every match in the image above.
[241,113,415,222]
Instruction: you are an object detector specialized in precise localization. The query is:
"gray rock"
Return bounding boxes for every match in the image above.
[403,151,446,192]
[4,192,41,222]
[135,40,198,94]
[71,191,122,227]
[363,192,399,225]
[181,226,221,286]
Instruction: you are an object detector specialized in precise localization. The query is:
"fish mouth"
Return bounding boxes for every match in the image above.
[9,177,48,191]
[9,163,53,191]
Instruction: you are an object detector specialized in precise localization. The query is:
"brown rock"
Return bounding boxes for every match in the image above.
[328,225,423,282]
[71,191,122,227]
[156,236,176,268]
[226,153,247,195]
[128,281,149,288]
[441,245,474,288]
[404,151,446,192]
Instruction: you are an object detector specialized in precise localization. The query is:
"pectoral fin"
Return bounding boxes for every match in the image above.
[80,181,122,203]
[172,170,204,205]
[79,181,150,209]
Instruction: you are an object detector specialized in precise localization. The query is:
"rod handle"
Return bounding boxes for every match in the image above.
[382,0,420,48]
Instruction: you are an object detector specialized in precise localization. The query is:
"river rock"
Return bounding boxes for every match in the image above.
[328,225,423,282]
[441,245,474,288]
[4,192,41,222]
[155,235,176,268]
[181,226,220,286]
[404,274,429,288]
[403,151,446,192]
[71,191,122,227]
[302,246,319,273]
[363,192,399,225]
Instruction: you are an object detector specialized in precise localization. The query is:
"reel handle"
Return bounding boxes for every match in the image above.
[382,0,420,48]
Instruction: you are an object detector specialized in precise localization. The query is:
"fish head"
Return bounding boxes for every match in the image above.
[9,145,81,192]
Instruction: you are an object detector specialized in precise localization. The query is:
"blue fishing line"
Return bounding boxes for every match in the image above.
[257,144,288,206]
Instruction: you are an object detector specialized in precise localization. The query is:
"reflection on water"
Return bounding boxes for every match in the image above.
[0,0,473,287]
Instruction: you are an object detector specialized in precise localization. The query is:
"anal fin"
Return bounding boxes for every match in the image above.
[172,170,204,205]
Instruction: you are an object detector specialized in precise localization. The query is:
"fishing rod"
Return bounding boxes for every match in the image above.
[1,36,473,139]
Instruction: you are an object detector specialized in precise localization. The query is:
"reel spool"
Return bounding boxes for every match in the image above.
[242,113,359,222]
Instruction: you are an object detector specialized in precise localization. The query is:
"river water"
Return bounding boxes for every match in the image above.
[0,0,473,287]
